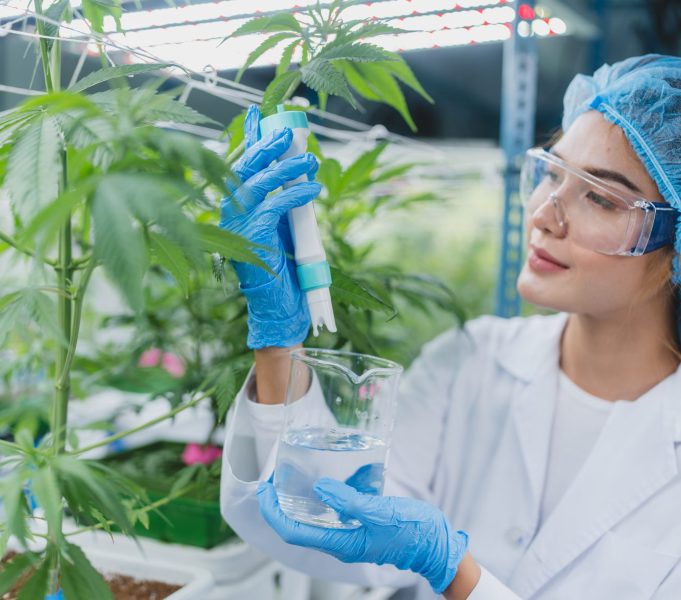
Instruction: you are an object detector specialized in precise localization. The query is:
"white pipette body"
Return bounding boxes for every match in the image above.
[259,106,336,336]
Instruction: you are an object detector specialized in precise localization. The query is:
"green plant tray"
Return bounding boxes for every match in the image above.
[102,441,235,549]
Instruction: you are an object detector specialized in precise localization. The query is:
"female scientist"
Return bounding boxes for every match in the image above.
[218,54,681,599]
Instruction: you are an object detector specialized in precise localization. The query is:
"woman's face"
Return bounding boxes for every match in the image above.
[517,110,668,316]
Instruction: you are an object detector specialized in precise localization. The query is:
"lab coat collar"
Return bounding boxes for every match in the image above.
[494,312,569,383]
[509,358,681,598]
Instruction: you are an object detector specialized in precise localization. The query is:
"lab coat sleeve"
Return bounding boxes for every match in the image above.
[468,567,523,600]
[219,364,419,588]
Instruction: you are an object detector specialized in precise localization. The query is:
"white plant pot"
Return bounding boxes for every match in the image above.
[85,549,213,600]
[311,579,399,600]
[5,538,213,600]
[70,526,311,600]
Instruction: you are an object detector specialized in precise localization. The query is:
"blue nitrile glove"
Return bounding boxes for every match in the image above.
[257,478,469,595]
[220,105,321,349]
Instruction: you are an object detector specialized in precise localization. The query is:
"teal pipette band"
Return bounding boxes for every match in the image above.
[259,105,309,138]
[297,261,332,291]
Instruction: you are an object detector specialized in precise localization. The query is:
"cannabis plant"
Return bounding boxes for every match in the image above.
[0,0,465,596]
[0,0,263,596]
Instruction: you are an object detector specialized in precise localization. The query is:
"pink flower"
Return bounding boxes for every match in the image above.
[181,443,222,466]
[138,347,162,368]
[161,352,186,378]
[138,348,186,378]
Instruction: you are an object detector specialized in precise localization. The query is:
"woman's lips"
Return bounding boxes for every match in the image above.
[528,246,569,273]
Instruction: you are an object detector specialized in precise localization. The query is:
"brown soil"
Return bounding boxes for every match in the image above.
[2,552,181,600]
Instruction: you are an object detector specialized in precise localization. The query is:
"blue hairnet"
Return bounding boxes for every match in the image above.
[562,54,681,338]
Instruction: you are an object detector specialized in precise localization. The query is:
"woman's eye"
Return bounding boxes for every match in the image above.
[545,170,561,184]
[587,191,617,210]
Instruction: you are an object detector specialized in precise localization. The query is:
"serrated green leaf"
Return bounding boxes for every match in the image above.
[105,366,181,394]
[67,429,80,451]
[261,71,302,116]
[0,111,36,149]
[208,358,250,422]
[16,555,49,600]
[136,91,219,126]
[2,467,32,543]
[340,141,388,191]
[330,267,393,313]
[88,89,217,126]
[372,162,418,184]
[82,0,121,34]
[317,158,342,198]
[142,129,229,192]
[26,289,68,346]
[225,111,246,157]
[341,62,381,102]
[136,507,150,529]
[0,292,26,346]
[92,178,146,311]
[277,39,300,77]
[301,60,355,107]
[338,22,406,44]
[44,0,71,52]
[231,13,301,37]
[69,63,173,94]
[19,181,90,253]
[99,172,201,266]
[30,466,63,537]
[334,308,379,355]
[55,112,115,169]
[0,553,35,595]
[197,223,270,270]
[236,32,298,83]
[383,58,434,104]
[316,41,394,63]
[60,542,114,600]
[149,232,190,297]
[348,62,416,131]
[54,457,134,535]
[170,463,201,496]
[6,115,62,224]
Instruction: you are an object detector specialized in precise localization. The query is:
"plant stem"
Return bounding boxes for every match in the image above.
[68,391,212,457]
[52,161,72,456]
[34,1,64,591]
[57,257,96,387]
[33,0,54,94]
[0,231,56,265]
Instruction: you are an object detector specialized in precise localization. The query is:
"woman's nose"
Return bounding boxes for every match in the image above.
[529,192,567,237]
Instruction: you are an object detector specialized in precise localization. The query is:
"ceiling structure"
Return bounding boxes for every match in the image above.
[0,0,679,142]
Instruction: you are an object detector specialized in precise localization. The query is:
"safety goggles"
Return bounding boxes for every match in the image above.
[520,148,678,256]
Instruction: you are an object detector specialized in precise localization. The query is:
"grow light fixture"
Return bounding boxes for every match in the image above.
[1,0,570,73]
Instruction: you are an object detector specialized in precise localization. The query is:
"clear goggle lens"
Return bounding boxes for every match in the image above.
[520,148,675,256]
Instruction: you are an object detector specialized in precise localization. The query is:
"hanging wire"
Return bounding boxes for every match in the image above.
[0,0,447,158]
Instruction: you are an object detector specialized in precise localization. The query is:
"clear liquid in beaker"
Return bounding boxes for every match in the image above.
[275,427,386,529]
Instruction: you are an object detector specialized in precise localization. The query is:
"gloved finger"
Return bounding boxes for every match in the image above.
[307,154,319,181]
[257,481,333,548]
[277,214,295,258]
[245,153,317,199]
[313,477,393,527]
[244,104,261,148]
[259,182,321,218]
[344,463,384,495]
[233,128,293,185]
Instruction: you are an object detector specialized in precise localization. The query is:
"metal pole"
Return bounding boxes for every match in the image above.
[495,1,538,317]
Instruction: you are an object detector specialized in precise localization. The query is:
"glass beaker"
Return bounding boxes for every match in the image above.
[274,349,403,529]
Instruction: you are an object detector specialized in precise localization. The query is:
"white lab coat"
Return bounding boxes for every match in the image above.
[220,312,681,599]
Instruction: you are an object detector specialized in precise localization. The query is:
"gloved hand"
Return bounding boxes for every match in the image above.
[257,477,469,595]
[220,105,321,349]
